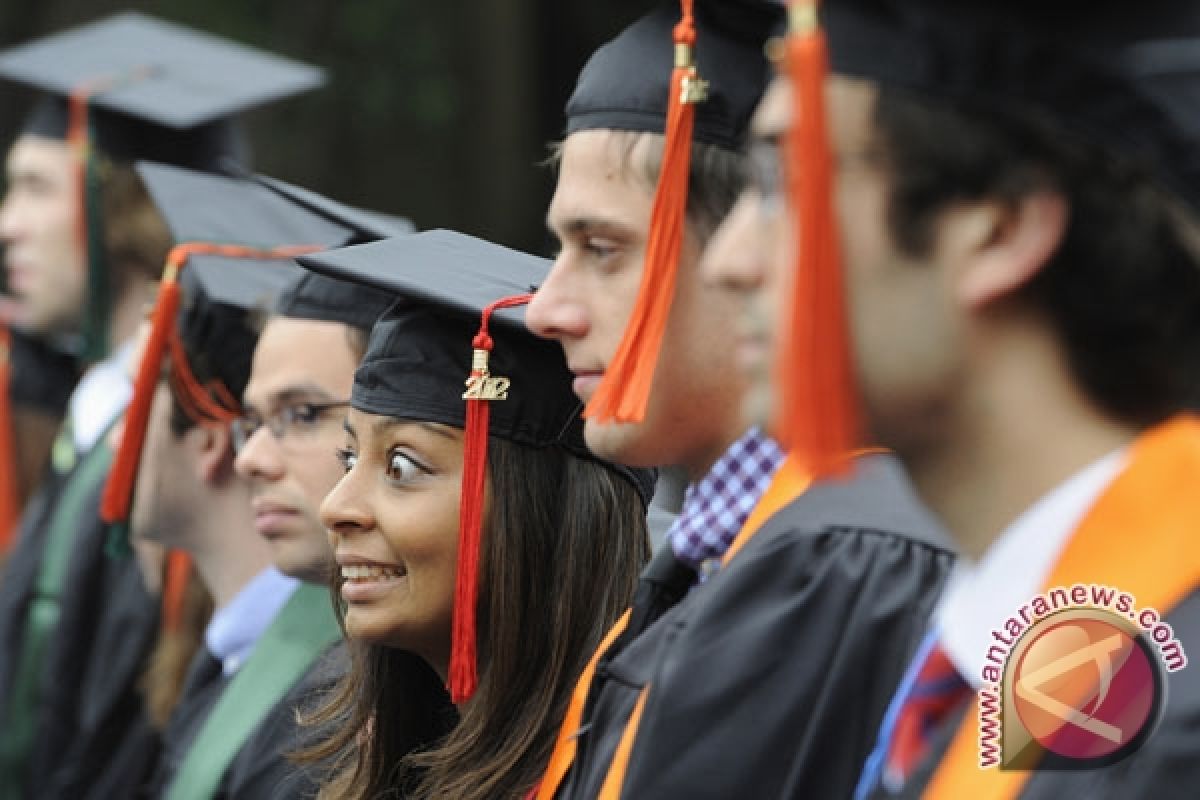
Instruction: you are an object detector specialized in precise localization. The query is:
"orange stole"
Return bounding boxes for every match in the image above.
[925,414,1200,800]
[535,456,811,800]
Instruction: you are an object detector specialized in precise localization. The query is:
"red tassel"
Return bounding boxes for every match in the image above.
[161,548,192,634]
[0,324,18,553]
[100,242,323,527]
[583,0,705,424]
[772,0,861,478]
[448,293,532,704]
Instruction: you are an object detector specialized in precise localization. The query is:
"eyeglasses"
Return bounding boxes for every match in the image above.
[231,400,350,453]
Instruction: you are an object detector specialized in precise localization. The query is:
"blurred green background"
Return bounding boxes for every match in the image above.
[0,0,656,255]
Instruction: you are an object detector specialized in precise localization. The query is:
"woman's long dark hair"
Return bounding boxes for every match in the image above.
[301,436,651,799]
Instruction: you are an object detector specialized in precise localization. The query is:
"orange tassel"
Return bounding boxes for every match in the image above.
[0,324,18,553]
[448,293,532,704]
[100,242,322,528]
[99,255,182,525]
[583,0,706,424]
[772,0,861,478]
[161,548,192,634]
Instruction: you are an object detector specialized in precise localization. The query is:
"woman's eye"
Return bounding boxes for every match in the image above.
[386,450,423,484]
[335,447,358,473]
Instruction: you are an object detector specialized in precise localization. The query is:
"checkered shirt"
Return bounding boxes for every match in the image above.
[667,428,785,573]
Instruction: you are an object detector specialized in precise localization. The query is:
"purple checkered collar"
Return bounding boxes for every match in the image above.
[667,427,785,572]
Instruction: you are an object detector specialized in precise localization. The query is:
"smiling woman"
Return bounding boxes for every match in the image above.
[295,230,655,800]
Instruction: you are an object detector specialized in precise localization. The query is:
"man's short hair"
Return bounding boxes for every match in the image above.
[872,86,1200,426]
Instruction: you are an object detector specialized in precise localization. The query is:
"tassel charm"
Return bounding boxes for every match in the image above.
[462,349,511,401]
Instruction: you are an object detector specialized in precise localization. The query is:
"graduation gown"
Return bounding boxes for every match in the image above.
[871,593,1200,800]
[553,454,955,799]
[869,414,1200,800]
[218,643,348,800]
[0,433,114,798]
[153,584,343,799]
[26,506,160,800]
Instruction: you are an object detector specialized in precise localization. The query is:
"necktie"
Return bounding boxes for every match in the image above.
[882,640,973,791]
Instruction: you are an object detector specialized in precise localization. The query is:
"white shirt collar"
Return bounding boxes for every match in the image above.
[205,567,300,676]
[935,448,1128,687]
[67,340,137,452]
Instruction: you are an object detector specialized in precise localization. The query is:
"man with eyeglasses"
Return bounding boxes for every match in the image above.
[234,270,395,584]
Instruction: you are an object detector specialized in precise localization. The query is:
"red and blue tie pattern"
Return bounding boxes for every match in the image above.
[883,641,973,790]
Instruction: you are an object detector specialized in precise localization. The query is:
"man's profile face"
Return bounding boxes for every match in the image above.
[235,316,359,584]
[0,135,86,333]
[529,129,748,474]
[701,76,792,429]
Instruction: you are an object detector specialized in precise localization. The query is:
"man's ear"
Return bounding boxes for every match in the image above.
[192,423,237,485]
[952,191,1068,311]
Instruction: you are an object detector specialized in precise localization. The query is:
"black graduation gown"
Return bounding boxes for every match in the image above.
[8,329,79,417]
[220,642,348,799]
[555,454,956,799]
[27,505,160,800]
[0,461,74,720]
[153,640,349,798]
[0,435,112,797]
[869,589,1200,800]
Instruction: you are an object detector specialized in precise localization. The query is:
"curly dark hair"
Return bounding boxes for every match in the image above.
[871,86,1200,427]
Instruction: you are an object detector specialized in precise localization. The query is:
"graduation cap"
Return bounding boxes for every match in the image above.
[247,173,415,245]
[0,11,325,361]
[563,0,781,425]
[253,175,414,332]
[0,11,324,167]
[819,0,1200,212]
[567,0,781,149]
[297,229,658,704]
[98,163,364,570]
[274,271,397,334]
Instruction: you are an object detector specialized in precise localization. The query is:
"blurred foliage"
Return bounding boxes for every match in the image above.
[0,0,655,253]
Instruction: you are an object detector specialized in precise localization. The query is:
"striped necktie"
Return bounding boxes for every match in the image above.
[883,641,973,790]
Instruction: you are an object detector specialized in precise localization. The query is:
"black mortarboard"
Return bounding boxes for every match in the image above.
[248,174,416,245]
[821,0,1200,213]
[298,229,656,703]
[566,0,781,149]
[254,174,414,333]
[99,162,363,534]
[136,160,368,408]
[0,11,324,363]
[0,11,324,170]
[275,272,397,334]
[295,230,658,501]
[296,230,596,453]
